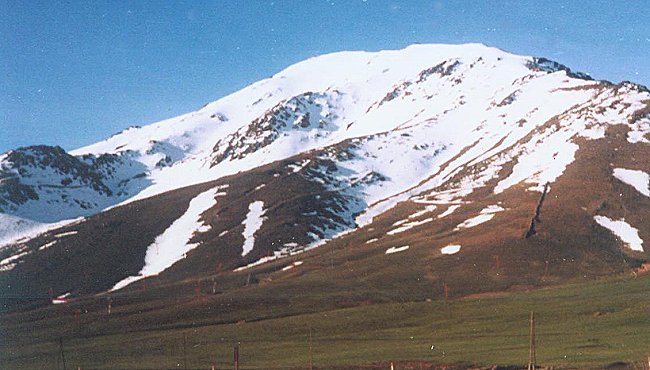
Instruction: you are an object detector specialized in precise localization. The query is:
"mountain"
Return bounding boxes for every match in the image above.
[0,44,649,313]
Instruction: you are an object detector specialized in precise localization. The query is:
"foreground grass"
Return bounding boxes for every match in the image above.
[2,273,649,369]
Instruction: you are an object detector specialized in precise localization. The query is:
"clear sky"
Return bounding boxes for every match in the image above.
[1,0,649,153]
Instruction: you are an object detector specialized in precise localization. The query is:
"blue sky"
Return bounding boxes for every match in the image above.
[1,0,649,153]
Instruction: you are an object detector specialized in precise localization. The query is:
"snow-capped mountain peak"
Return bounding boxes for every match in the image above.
[1,44,648,299]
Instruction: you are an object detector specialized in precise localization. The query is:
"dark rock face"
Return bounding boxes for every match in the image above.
[0,145,150,218]
[211,91,342,166]
[2,146,112,196]
[527,57,593,80]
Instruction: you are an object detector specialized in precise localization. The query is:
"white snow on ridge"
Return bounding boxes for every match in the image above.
[437,205,461,219]
[493,125,580,194]
[455,214,495,230]
[613,168,650,197]
[627,117,650,144]
[110,186,226,291]
[281,260,303,271]
[409,205,437,219]
[441,245,461,255]
[38,240,57,251]
[387,217,434,235]
[55,231,78,238]
[594,216,644,252]
[0,250,30,268]
[76,44,526,207]
[241,201,267,257]
[385,245,409,254]
[454,205,504,230]
[480,205,505,214]
[0,214,84,249]
[51,292,71,305]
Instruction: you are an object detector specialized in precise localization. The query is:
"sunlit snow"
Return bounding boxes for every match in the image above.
[613,168,650,197]
[454,205,504,230]
[241,201,266,257]
[110,186,226,291]
[437,205,461,219]
[441,245,461,254]
[385,245,409,254]
[594,216,644,252]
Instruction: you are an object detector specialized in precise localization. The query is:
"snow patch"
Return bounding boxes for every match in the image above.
[52,292,71,305]
[437,205,461,219]
[613,168,650,197]
[38,240,58,251]
[0,215,84,249]
[454,205,503,230]
[385,245,410,254]
[55,231,78,238]
[110,186,226,291]
[455,214,494,230]
[241,201,266,257]
[281,260,303,271]
[480,204,505,214]
[387,217,434,235]
[288,159,311,173]
[594,216,644,252]
[408,205,438,219]
[0,250,30,268]
[441,245,461,254]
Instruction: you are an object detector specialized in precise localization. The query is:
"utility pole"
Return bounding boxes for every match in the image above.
[528,311,536,370]
[59,337,67,370]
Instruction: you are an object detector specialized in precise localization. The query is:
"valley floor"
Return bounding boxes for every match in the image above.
[1,272,649,369]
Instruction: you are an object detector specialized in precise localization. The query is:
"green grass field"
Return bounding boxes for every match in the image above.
[2,271,649,369]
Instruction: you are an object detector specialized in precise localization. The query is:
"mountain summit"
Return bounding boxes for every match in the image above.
[1,44,648,309]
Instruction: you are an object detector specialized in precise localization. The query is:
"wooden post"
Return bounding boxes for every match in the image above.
[233,343,239,370]
[494,255,500,271]
[59,337,67,370]
[182,334,188,370]
[443,282,449,300]
[309,327,313,370]
[196,279,202,302]
[528,311,536,370]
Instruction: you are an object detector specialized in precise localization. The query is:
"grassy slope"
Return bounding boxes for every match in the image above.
[2,272,649,369]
